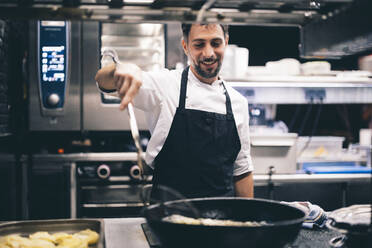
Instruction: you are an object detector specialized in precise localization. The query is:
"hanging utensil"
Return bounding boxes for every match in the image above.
[127,102,145,180]
[100,48,145,180]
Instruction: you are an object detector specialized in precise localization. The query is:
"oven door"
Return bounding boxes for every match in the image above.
[75,154,152,218]
[81,22,165,131]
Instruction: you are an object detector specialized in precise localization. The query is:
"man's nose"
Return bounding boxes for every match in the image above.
[202,44,215,57]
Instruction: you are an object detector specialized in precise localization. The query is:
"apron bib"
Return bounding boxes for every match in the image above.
[151,67,241,199]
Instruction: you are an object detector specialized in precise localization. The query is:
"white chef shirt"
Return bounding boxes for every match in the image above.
[100,67,253,176]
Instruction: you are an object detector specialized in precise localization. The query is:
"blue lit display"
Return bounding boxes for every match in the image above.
[38,21,68,108]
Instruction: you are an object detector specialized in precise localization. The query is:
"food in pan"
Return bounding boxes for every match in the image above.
[70,229,99,245]
[0,229,99,248]
[163,214,269,226]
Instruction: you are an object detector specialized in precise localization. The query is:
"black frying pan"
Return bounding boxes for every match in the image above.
[143,197,306,248]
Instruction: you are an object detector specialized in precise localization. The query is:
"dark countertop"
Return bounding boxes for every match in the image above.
[104,218,341,248]
[289,228,340,248]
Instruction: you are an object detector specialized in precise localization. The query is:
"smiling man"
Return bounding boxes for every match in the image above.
[95,23,254,199]
[182,24,225,82]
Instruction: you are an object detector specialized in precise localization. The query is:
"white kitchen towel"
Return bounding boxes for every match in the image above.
[281,201,328,229]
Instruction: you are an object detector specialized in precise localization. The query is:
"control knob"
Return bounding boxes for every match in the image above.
[47,93,60,107]
[129,165,142,180]
[97,164,110,179]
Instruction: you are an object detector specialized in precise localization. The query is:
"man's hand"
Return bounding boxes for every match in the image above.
[114,62,142,110]
[95,62,143,110]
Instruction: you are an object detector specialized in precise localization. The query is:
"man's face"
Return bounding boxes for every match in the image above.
[182,24,228,83]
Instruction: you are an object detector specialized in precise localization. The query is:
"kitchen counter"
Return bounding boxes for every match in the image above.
[254,173,371,185]
[103,218,341,248]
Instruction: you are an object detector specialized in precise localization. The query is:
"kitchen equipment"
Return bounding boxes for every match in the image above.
[0,155,28,221]
[29,20,81,131]
[297,136,345,159]
[265,58,301,76]
[99,47,145,179]
[250,133,298,174]
[0,219,104,248]
[143,197,306,248]
[304,165,372,174]
[360,129,372,146]
[29,21,166,131]
[127,103,144,179]
[327,204,372,248]
[29,153,152,219]
[249,104,267,126]
[220,45,249,79]
[82,22,164,131]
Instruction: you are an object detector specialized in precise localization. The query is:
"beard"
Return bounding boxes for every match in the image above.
[193,56,222,79]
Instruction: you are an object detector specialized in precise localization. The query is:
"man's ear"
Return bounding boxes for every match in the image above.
[225,34,229,46]
[181,39,188,55]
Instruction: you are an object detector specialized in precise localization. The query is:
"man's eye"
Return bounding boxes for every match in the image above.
[211,41,222,47]
[194,43,204,48]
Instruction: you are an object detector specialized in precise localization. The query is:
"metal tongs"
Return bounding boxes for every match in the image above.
[100,48,145,180]
[127,103,145,180]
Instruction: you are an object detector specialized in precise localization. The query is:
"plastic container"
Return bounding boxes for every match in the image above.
[250,133,298,174]
[297,136,345,159]
[220,45,249,79]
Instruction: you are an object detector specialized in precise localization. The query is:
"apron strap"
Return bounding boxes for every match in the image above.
[178,66,189,110]
[221,82,233,116]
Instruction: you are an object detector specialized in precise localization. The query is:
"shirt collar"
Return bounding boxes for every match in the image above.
[188,67,224,87]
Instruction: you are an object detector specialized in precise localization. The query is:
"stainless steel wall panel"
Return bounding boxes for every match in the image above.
[101,23,163,37]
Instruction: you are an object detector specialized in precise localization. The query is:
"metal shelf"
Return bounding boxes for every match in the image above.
[1,0,369,58]
[227,75,372,104]
[0,0,351,26]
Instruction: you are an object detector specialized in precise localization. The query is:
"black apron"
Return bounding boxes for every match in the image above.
[151,67,241,199]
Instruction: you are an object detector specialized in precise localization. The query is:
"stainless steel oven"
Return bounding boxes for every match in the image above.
[28,21,166,131]
[29,153,152,219]
[75,153,152,218]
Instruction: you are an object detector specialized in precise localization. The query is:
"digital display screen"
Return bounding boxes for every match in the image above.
[38,21,68,109]
[39,21,66,84]
[41,45,65,82]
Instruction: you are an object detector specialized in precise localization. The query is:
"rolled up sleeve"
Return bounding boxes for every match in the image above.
[233,98,254,176]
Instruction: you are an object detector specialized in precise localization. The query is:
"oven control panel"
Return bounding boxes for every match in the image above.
[76,161,151,182]
[38,21,68,109]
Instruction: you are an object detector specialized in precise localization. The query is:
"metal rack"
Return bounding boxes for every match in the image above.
[0,0,351,25]
[227,75,372,104]
[1,0,370,59]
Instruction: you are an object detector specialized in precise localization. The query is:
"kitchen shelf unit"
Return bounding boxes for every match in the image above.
[0,0,342,25]
[0,0,371,59]
[227,76,372,104]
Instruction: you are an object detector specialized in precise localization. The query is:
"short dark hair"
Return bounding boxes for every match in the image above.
[181,23,229,43]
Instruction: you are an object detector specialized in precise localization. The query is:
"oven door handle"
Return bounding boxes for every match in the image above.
[83,203,145,208]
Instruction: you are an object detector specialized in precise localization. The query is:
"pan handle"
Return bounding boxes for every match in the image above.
[329,235,347,248]
[326,218,347,248]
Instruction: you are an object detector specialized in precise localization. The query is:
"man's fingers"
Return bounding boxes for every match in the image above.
[113,62,142,110]
[119,80,141,110]
[119,77,131,96]
[113,71,121,85]
[115,76,124,92]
